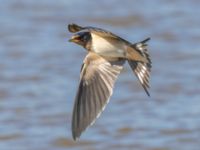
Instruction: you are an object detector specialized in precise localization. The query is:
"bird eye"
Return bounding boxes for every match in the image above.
[81,34,88,41]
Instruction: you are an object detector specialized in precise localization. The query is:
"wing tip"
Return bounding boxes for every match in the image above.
[68,23,83,33]
[72,123,82,141]
[72,131,80,141]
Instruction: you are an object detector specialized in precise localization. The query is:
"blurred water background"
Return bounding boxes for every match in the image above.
[0,0,200,150]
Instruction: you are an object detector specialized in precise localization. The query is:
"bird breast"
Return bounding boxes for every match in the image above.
[91,33,126,58]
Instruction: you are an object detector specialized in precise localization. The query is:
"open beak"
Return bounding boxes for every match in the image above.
[69,35,80,42]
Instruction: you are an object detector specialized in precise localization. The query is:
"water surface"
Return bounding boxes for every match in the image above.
[0,0,200,150]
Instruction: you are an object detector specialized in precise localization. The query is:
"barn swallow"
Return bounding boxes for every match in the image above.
[68,23,152,140]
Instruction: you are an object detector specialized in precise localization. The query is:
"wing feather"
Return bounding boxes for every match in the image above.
[72,52,125,140]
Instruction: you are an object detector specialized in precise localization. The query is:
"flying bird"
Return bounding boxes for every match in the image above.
[68,23,152,140]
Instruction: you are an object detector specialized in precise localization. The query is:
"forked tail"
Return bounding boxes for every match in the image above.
[128,38,152,96]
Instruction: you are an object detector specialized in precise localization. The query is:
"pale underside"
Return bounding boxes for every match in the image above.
[91,33,127,58]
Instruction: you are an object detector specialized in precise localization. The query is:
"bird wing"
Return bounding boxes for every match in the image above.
[68,23,128,42]
[68,24,84,33]
[72,52,125,140]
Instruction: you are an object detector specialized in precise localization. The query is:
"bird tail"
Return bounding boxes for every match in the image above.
[127,38,152,96]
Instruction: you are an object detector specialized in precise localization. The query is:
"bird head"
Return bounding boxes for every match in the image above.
[69,32,91,48]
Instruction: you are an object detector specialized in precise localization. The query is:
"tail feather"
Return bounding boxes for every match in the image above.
[128,38,152,96]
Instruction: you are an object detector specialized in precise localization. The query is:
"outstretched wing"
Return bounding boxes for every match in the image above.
[72,52,125,140]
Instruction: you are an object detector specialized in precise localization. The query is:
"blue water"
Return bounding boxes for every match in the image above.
[0,0,200,150]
